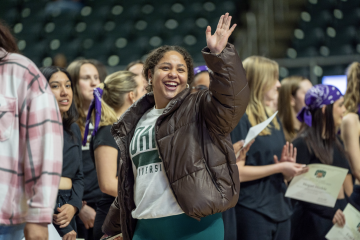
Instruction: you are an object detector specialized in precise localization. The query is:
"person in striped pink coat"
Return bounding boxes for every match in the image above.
[0,21,63,240]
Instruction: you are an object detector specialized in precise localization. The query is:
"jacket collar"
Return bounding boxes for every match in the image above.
[112,88,191,137]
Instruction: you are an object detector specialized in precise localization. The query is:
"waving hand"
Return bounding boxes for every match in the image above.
[206,13,237,55]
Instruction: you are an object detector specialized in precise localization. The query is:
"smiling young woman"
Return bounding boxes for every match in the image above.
[67,60,102,240]
[101,13,250,240]
[40,66,83,240]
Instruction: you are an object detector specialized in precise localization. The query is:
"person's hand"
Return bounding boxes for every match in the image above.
[273,142,297,163]
[78,204,96,229]
[53,204,77,228]
[332,209,346,227]
[233,139,254,163]
[275,161,308,181]
[101,234,123,240]
[63,230,77,240]
[24,222,48,240]
[206,12,237,55]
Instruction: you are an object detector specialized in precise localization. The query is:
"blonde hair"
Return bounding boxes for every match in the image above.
[93,71,138,128]
[243,56,280,135]
[278,76,307,141]
[67,59,98,138]
[344,62,360,114]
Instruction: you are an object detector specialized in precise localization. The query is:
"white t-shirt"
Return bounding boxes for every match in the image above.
[130,107,183,219]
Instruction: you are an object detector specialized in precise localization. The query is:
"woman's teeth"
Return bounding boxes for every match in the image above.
[165,82,177,86]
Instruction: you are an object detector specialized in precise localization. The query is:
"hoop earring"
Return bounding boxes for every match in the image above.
[186,84,189,88]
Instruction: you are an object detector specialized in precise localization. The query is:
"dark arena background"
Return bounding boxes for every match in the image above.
[1,0,360,84]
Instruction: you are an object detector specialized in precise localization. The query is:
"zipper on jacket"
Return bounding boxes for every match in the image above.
[202,159,224,198]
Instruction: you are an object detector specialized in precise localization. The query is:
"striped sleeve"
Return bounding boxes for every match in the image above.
[22,63,63,223]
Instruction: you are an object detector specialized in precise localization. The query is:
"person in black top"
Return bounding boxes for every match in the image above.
[41,67,84,240]
[81,71,146,240]
[223,56,308,240]
[67,59,102,240]
[292,84,353,240]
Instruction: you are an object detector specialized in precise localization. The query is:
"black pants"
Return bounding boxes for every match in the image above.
[93,203,111,240]
[76,202,97,240]
[53,190,77,237]
[224,205,290,240]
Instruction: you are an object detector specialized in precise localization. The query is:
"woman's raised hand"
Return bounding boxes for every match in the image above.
[273,142,297,163]
[206,13,237,55]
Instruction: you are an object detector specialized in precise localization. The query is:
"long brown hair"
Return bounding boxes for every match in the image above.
[0,20,19,60]
[67,59,98,138]
[243,56,280,135]
[297,104,342,165]
[344,62,360,114]
[278,76,307,141]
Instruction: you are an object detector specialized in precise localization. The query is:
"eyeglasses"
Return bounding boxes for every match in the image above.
[192,85,208,91]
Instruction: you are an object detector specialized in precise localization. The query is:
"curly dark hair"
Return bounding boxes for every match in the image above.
[143,45,194,92]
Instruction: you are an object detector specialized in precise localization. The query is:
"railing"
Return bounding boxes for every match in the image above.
[274,54,360,84]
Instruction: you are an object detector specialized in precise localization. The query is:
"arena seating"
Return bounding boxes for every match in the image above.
[289,0,360,76]
[0,0,242,67]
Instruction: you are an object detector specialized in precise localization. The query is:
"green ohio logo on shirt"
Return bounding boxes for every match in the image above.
[130,125,162,176]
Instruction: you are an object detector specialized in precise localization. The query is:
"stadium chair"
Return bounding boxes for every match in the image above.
[74,21,103,40]
[42,22,74,41]
[293,28,325,50]
[296,46,319,58]
[301,10,332,31]
[1,8,20,26]
[328,44,355,56]
[0,0,21,16]
[22,40,48,62]
[326,26,357,47]
[306,0,337,14]
[15,22,43,42]
[333,8,360,28]
[339,0,360,13]
[105,21,133,39]
[48,38,82,61]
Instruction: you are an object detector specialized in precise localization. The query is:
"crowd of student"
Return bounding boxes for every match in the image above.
[0,11,360,240]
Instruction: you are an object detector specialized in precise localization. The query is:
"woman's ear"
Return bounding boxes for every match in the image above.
[128,91,136,104]
[147,69,152,82]
[290,96,296,107]
[321,105,326,114]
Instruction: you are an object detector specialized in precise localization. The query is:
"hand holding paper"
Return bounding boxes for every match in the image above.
[326,204,360,240]
[233,139,254,162]
[234,111,278,159]
[285,164,348,207]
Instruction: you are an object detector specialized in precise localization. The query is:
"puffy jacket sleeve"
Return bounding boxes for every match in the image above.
[102,196,122,236]
[200,43,249,138]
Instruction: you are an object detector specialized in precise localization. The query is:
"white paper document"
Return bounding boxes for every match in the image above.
[326,204,360,240]
[285,164,348,207]
[235,111,278,158]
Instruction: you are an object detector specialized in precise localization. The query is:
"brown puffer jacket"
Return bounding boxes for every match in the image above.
[102,43,250,240]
